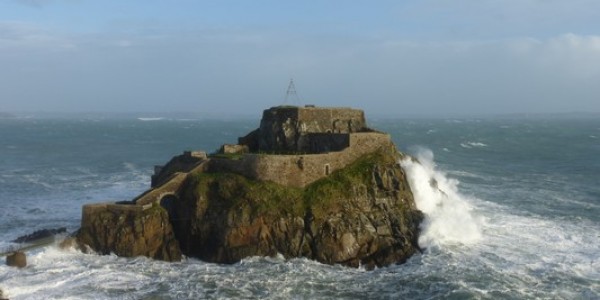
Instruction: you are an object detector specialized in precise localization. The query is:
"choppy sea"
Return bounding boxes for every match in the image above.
[0,114,598,299]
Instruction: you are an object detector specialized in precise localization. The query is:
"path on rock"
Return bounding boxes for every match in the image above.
[134,160,208,207]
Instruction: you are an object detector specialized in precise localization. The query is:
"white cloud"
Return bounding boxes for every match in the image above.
[505,34,600,79]
[0,23,598,114]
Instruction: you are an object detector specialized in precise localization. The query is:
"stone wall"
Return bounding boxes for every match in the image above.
[252,106,367,153]
[209,132,393,187]
[220,144,249,154]
[152,151,207,187]
[297,107,365,133]
[348,131,394,154]
[301,133,349,153]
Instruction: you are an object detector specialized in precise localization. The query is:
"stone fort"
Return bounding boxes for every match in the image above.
[151,105,394,189]
[82,105,395,217]
[76,105,423,267]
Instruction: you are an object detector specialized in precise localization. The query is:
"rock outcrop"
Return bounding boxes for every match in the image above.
[12,227,66,244]
[75,105,423,269]
[6,251,27,268]
[76,203,181,261]
[172,148,422,269]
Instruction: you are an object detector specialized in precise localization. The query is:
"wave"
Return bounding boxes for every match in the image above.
[137,117,165,121]
[400,149,482,248]
[446,170,484,179]
[460,142,488,148]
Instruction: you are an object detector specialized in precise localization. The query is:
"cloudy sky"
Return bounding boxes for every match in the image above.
[1,0,599,116]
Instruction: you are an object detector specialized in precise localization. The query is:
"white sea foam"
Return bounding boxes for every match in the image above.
[2,119,598,299]
[22,174,54,190]
[446,170,482,179]
[460,142,488,148]
[137,117,164,121]
[400,149,482,248]
[468,201,600,297]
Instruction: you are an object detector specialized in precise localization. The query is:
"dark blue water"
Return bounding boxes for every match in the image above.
[1,115,598,299]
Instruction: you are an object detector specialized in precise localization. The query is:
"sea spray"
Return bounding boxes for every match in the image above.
[1,117,598,299]
[400,148,482,248]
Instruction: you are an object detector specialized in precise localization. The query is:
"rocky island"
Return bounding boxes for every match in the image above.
[75,105,423,269]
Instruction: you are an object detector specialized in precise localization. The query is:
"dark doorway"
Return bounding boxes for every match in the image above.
[160,195,179,222]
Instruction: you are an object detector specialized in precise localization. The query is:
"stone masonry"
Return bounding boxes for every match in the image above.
[78,105,395,260]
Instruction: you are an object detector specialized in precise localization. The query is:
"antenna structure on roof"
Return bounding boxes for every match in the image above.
[284,78,301,105]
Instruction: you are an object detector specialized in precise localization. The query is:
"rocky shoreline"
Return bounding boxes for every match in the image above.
[73,106,424,269]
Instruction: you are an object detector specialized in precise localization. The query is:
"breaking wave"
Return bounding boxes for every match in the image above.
[460,142,488,148]
[137,117,165,121]
[400,149,482,248]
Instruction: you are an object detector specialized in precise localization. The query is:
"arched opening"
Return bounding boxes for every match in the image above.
[160,195,179,219]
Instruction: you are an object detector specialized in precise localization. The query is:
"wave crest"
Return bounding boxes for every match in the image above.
[400,149,482,248]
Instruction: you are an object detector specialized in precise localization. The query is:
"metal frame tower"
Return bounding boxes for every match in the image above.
[284,78,301,105]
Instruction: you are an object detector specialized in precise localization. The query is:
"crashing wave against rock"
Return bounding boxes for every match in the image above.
[75,106,423,269]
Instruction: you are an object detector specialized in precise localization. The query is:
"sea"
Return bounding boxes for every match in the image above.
[0,113,598,299]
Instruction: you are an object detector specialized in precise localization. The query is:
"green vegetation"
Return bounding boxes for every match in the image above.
[303,151,391,218]
[189,149,398,220]
[188,172,304,218]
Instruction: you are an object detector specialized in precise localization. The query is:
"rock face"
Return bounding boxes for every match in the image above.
[12,227,66,244]
[76,105,423,269]
[76,204,181,261]
[171,148,422,269]
[6,251,27,268]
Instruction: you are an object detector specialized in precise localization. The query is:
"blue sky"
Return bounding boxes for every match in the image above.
[1,0,600,115]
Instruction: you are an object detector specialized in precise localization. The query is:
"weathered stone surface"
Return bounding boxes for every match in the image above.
[75,106,423,269]
[241,106,367,153]
[169,148,422,269]
[76,204,181,261]
[6,251,27,268]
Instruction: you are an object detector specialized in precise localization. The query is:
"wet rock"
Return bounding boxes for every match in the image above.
[171,148,423,269]
[76,204,181,261]
[75,106,423,269]
[11,227,66,244]
[6,251,26,268]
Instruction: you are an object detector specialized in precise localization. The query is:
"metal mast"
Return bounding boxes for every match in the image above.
[284,78,301,105]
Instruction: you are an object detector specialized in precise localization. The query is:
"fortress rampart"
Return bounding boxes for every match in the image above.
[75,105,423,268]
[83,106,394,216]
[209,132,393,187]
[241,106,368,153]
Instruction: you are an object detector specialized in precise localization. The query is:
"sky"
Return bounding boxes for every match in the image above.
[1,0,599,116]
